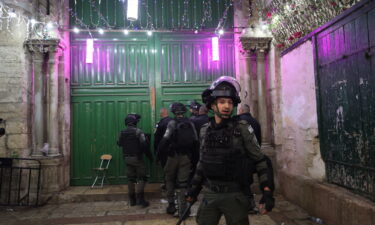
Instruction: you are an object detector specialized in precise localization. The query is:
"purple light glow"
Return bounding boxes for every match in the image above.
[86,39,94,64]
[212,37,219,61]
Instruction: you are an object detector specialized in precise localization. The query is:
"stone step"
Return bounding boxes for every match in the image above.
[49,183,164,204]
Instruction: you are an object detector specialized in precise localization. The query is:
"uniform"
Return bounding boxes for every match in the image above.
[186,76,275,225]
[157,103,199,215]
[190,114,209,135]
[236,112,262,146]
[154,116,172,167]
[117,114,153,207]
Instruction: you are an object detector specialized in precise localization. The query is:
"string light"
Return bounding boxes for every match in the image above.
[254,0,361,49]
[73,27,80,33]
[0,0,236,41]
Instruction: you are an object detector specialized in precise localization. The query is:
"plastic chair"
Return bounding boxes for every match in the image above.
[91,154,112,188]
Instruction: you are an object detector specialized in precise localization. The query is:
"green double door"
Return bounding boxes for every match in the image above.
[70,32,235,185]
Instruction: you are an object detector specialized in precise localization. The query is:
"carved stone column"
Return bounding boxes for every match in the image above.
[238,47,253,108]
[240,37,272,146]
[26,39,65,156]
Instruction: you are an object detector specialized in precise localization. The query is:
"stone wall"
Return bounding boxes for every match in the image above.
[278,40,325,180]
[0,1,33,158]
[0,0,70,203]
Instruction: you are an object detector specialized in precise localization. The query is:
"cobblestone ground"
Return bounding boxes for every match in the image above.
[0,193,322,225]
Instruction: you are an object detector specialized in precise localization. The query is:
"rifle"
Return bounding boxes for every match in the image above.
[176,202,194,225]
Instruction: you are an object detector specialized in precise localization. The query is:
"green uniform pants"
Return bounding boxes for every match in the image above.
[124,156,147,195]
[196,190,251,225]
[164,154,191,203]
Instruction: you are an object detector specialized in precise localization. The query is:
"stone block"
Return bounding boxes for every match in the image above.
[279,171,375,225]
[7,134,29,149]
[6,120,28,134]
[0,103,27,119]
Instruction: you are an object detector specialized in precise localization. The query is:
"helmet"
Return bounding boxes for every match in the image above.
[189,100,201,110]
[170,102,187,115]
[202,76,241,109]
[125,113,141,126]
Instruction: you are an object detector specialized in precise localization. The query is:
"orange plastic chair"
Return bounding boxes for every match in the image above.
[91,154,112,188]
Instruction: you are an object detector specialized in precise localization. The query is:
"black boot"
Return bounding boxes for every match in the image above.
[166,202,176,215]
[136,192,150,208]
[129,193,136,206]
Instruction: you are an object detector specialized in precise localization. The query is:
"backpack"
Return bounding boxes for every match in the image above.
[172,119,197,150]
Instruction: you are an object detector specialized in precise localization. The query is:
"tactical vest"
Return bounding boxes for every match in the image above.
[119,127,141,155]
[200,121,244,182]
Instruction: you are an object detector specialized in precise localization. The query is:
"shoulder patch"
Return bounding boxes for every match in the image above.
[247,125,254,134]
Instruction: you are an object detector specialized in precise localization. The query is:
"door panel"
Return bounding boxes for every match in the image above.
[71,33,235,185]
[315,2,375,200]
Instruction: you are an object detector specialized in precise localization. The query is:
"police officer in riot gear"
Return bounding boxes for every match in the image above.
[157,102,199,216]
[186,76,275,225]
[117,114,153,208]
[154,108,173,168]
[190,104,209,135]
[188,100,201,120]
[237,104,261,146]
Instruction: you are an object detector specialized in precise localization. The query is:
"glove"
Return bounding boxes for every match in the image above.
[259,190,275,212]
[185,190,198,204]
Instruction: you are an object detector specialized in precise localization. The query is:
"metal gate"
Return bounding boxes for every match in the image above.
[314,0,375,200]
[70,32,235,185]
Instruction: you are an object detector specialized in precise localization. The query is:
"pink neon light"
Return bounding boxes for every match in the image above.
[212,37,219,61]
[86,39,94,64]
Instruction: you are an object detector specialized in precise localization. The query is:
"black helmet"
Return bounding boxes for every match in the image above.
[125,113,141,126]
[189,100,201,110]
[202,76,241,109]
[170,102,187,115]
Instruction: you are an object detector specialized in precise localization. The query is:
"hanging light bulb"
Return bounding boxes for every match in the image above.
[86,39,94,64]
[98,28,104,34]
[73,27,80,33]
[123,29,129,35]
[127,0,139,21]
[212,37,219,61]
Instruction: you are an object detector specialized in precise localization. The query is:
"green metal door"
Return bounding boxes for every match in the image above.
[70,32,235,185]
[314,1,375,200]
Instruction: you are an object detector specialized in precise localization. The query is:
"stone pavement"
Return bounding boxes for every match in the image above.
[0,184,322,225]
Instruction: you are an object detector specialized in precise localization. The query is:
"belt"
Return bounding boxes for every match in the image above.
[207,183,241,193]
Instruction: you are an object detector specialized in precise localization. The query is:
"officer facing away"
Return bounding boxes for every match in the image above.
[117,114,153,208]
[154,108,173,168]
[186,76,275,225]
[157,102,199,215]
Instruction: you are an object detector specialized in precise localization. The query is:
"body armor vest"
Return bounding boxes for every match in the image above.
[119,127,141,155]
[201,121,243,181]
